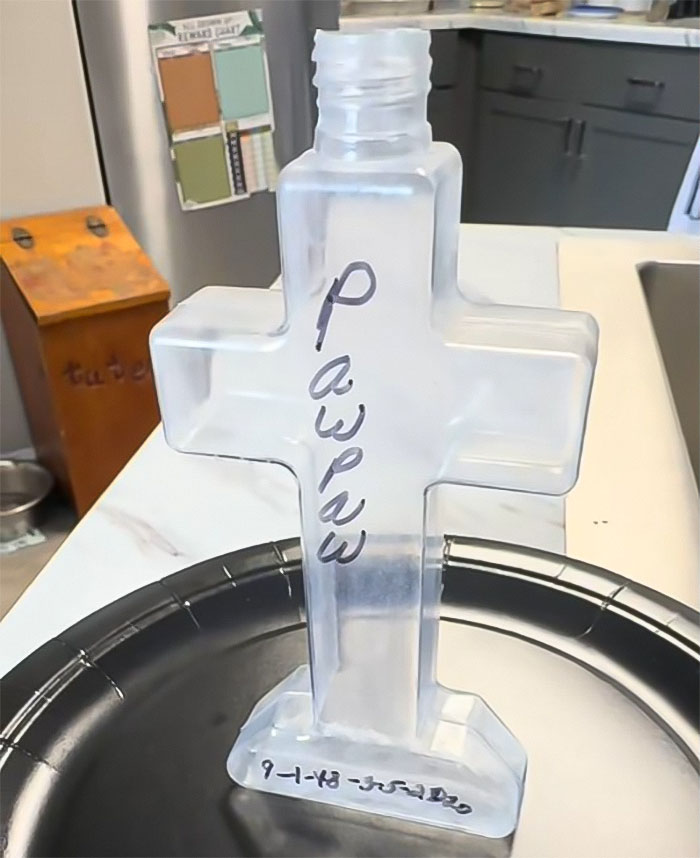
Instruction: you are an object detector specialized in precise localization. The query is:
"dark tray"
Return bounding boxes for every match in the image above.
[1,537,698,858]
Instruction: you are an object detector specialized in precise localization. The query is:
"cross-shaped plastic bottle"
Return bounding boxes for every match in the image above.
[150,28,598,837]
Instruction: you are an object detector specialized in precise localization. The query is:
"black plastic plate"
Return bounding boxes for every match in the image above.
[1,538,698,857]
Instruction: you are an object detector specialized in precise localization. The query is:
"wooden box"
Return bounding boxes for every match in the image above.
[1,206,170,515]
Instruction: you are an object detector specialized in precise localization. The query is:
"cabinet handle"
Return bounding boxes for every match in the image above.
[687,177,700,221]
[514,63,542,75]
[627,76,665,89]
[563,118,575,156]
[511,63,542,94]
[575,120,587,159]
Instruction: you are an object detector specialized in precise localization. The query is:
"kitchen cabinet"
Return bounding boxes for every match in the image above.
[461,33,699,228]
[471,92,571,225]
[471,93,698,228]
[428,30,478,199]
[568,106,699,228]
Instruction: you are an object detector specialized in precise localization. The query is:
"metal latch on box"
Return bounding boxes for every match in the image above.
[11,215,109,250]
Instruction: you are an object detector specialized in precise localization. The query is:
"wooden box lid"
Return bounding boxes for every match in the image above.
[0,206,170,326]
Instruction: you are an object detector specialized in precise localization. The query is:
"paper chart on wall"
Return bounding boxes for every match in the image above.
[149,10,278,212]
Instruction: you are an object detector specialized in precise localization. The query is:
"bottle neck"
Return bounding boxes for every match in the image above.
[314,85,431,160]
[312,29,433,161]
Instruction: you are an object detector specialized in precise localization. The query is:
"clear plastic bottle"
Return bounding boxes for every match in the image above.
[276,28,465,743]
[150,27,597,836]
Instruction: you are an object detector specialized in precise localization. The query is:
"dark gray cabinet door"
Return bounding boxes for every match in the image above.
[567,106,698,229]
[428,29,466,147]
[470,92,574,225]
[428,30,479,220]
[428,88,461,150]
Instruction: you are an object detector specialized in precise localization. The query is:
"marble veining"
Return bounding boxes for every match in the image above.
[98,505,185,558]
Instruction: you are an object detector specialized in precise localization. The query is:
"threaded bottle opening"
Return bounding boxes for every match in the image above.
[313,28,432,159]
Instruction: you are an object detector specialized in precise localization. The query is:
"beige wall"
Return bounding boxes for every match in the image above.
[0,0,104,453]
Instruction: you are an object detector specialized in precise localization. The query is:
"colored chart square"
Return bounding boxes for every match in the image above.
[173,136,231,204]
[214,45,270,121]
[158,51,220,132]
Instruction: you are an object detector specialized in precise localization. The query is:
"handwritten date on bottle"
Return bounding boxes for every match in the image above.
[261,759,472,816]
[309,261,376,567]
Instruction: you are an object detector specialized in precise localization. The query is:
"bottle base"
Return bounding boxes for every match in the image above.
[226,664,527,838]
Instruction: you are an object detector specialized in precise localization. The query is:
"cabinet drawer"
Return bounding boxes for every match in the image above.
[481,33,699,121]
[577,41,699,121]
[480,33,586,101]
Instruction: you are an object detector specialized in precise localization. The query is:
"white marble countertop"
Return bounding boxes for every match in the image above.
[0,225,697,677]
[341,9,700,48]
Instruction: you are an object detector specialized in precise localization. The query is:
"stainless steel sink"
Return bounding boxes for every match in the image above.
[638,261,699,485]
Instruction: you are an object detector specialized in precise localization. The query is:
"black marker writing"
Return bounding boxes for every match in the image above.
[308,355,353,400]
[319,491,366,526]
[318,447,363,494]
[314,403,366,442]
[315,261,377,352]
[260,759,473,816]
[317,530,367,565]
[308,261,377,568]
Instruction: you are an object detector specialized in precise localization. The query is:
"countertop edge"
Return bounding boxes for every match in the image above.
[340,11,700,48]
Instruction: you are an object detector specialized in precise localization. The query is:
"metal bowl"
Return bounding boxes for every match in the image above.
[0,460,53,542]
